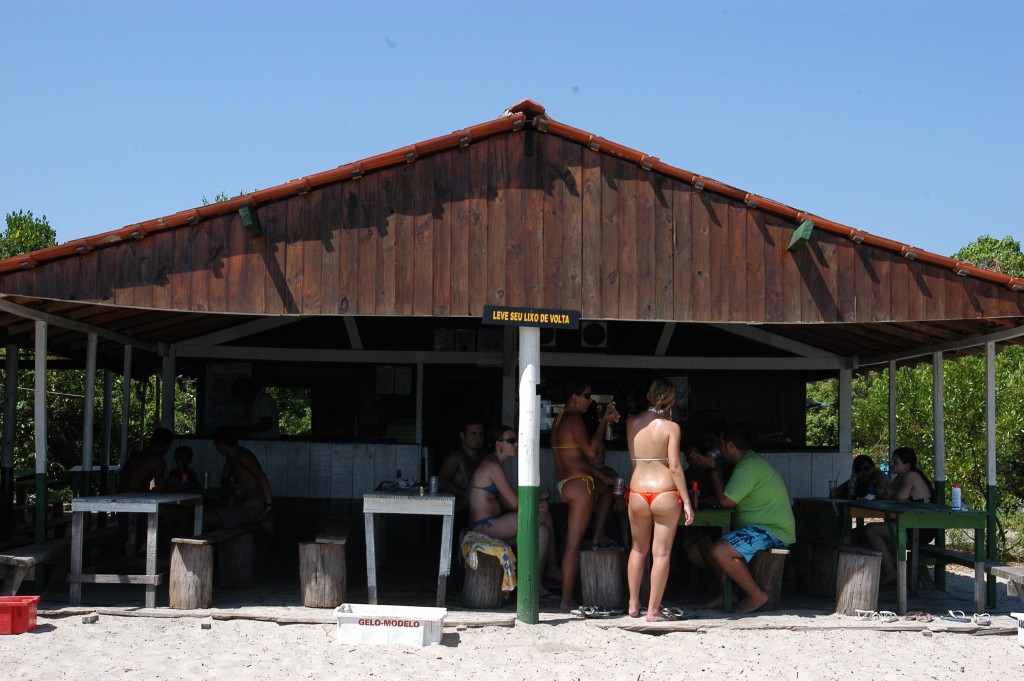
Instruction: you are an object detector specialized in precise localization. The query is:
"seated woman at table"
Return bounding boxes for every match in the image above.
[831,455,892,500]
[864,446,935,585]
[466,425,560,598]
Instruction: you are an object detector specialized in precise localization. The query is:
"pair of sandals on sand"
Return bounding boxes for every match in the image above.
[940,610,991,625]
[575,605,694,620]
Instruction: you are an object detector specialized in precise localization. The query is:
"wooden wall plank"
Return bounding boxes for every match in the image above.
[486,137,508,307]
[689,193,712,320]
[376,168,398,315]
[617,163,638,318]
[542,135,564,308]
[779,219,802,322]
[300,190,323,315]
[762,216,785,322]
[189,223,211,312]
[432,154,452,315]
[706,195,729,322]
[599,155,620,318]
[169,226,193,311]
[889,247,910,322]
[283,192,305,314]
[672,183,693,321]
[580,147,602,318]
[651,173,674,320]
[523,133,544,308]
[727,203,747,321]
[394,165,416,316]
[505,134,526,308]
[870,251,892,322]
[261,200,291,314]
[835,237,856,322]
[559,138,583,313]
[204,218,230,314]
[357,173,379,315]
[319,183,342,314]
[449,150,471,315]
[112,241,136,308]
[636,168,658,320]
[412,158,435,315]
[467,143,488,314]
[745,210,766,323]
[338,180,361,314]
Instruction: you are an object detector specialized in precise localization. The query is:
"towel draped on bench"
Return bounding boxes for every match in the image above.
[460,531,516,592]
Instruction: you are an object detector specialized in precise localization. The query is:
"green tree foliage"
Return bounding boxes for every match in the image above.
[1,210,57,259]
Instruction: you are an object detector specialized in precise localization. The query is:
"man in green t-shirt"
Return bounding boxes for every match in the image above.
[693,422,795,614]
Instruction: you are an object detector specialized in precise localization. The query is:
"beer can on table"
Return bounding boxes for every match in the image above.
[613,477,625,496]
[429,476,439,495]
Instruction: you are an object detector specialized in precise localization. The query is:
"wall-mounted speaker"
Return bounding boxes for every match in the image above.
[539,327,557,347]
[580,321,607,348]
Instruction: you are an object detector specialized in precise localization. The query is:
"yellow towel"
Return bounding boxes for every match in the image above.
[460,531,517,592]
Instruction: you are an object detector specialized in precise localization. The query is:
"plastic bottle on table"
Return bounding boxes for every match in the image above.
[951,483,962,510]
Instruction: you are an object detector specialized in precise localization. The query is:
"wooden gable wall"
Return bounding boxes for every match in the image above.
[4,131,1022,324]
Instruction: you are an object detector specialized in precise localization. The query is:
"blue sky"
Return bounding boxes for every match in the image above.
[2,1,1021,259]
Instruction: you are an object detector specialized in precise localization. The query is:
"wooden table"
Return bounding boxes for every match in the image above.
[683,507,735,612]
[69,492,203,608]
[794,497,987,615]
[362,491,455,607]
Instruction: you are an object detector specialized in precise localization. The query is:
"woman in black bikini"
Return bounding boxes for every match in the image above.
[466,425,559,593]
[864,446,935,585]
[625,378,694,621]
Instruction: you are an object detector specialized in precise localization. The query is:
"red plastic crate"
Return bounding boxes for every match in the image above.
[0,595,40,634]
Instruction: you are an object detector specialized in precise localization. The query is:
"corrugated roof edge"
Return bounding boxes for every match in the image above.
[1,99,1021,293]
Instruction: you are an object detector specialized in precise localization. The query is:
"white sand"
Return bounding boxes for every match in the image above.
[5,609,1022,680]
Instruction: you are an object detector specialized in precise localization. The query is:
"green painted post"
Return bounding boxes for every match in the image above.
[933,479,946,591]
[986,484,997,607]
[0,466,11,541]
[516,485,539,623]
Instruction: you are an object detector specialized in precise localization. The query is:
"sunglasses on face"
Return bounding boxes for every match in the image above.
[499,437,518,444]
[577,392,592,400]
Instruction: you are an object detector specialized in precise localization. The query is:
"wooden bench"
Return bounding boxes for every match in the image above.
[990,562,1024,604]
[298,522,352,608]
[0,526,127,596]
[169,524,258,609]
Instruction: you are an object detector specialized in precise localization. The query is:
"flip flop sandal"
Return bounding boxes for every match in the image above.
[661,606,696,621]
[877,611,898,623]
[904,611,933,622]
[578,606,616,619]
[941,610,970,623]
[855,609,878,621]
[972,613,991,626]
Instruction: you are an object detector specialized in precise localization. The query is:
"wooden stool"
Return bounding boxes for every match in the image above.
[750,548,789,611]
[579,547,625,609]
[462,551,505,609]
[835,546,882,615]
[170,541,213,609]
[299,542,346,608]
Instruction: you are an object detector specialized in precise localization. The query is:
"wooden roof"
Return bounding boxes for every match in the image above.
[1,100,1022,369]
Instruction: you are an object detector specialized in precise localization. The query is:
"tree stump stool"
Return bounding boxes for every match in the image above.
[835,546,882,615]
[215,530,255,589]
[299,541,347,608]
[462,551,505,609]
[579,547,625,609]
[169,540,213,610]
[750,548,789,611]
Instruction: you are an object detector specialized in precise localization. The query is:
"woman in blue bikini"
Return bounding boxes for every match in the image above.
[625,378,694,621]
[467,425,559,595]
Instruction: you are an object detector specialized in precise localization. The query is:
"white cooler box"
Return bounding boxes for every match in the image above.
[334,603,447,647]
[1013,612,1023,648]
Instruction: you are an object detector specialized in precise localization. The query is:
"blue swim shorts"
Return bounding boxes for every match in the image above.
[721,525,789,563]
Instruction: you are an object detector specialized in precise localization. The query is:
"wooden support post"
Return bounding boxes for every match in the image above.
[750,548,788,611]
[579,547,625,609]
[835,547,882,615]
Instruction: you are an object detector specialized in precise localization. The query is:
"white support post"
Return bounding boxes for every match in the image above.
[82,333,97,473]
[161,345,175,430]
[516,326,541,624]
[888,360,897,453]
[838,368,852,453]
[932,352,945,485]
[121,345,132,459]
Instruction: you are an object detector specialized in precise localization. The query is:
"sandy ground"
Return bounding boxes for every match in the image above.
[3,608,1023,681]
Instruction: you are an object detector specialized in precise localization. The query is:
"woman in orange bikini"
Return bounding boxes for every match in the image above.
[625,378,694,621]
[550,380,620,610]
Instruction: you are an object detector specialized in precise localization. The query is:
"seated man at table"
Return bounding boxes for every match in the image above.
[117,427,174,493]
[689,423,795,614]
[205,427,275,535]
[436,417,486,512]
